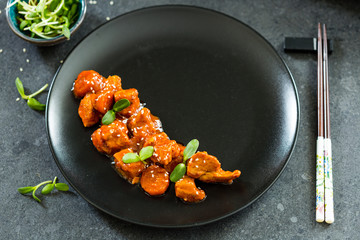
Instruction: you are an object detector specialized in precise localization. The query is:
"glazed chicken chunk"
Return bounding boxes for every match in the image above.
[113,148,146,184]
[127,108,162,145]
[175,175,206,203]
[91,119,130,155]
[143,132,181,166]
[73,70,104,98]
[187,152,241,184]
[92,75,123,115]
[78,93,100,127]
[164,143,185,173]
[114,88,140,117]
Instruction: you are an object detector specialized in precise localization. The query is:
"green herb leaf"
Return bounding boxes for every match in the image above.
[139,146,154,161]
[27,98,46,111]
[62,25,70,39]
[15,77,26,99]
[183,139,199,161]
[41,183,54,195]
[28,12,37,18]
[170,163,187,182]
[67,3,77,19]
[17,2,24,11]
[122,152,141,164]
[112,99,130,112]
[19,20,28,30]
[49,0,60,11]
[102,110,116,125]
[55,183,69,191]
[18,186,35,194]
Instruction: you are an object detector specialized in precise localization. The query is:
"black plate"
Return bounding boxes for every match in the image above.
[46,5,299,227]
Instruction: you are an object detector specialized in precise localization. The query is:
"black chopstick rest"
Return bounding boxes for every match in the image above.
[284,37,333,54]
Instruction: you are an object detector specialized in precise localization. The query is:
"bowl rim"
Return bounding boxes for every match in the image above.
[5,0,87,44]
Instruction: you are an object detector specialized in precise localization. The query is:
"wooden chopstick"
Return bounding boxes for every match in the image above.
[315,23,325,223]
[323,24,334,224]
[315,23,334,224]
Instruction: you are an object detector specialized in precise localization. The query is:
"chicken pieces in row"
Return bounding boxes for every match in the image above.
[73,70,241,203]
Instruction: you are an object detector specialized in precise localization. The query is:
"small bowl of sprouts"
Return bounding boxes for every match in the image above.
[6,0,86,46]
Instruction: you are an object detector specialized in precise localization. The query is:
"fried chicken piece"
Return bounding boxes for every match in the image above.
[175,175,206,203]
[93,91,114,115]
[92,75,123,114]
[73,70,104,98]
[140,165,169,196]
[187,152,241,184]
[198,169,241,184]
[114,88,140,117]
[78,93,100,127]
[143,133,180,166]
[91,119,130,155]
[102,75,122,92]
[127,108,162,145]
[113,148,146,184]
[187,152,220,178]
[164,143,185,173]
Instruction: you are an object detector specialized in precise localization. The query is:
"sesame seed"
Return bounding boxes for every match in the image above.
[0,49,3,53]
[23,48,26,53]
[16,98,20,101]
[110,1,114,5]
[60,60,63,63]
[106,17,110,21]
[26,59,30,63]
[20,67,23,72]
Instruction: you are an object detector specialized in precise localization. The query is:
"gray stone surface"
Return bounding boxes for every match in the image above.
[1,0,359,239]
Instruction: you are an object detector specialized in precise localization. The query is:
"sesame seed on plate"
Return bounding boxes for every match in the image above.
[106,17,110,21]
[0,49,3,53]
[23,48,26,53]
[20,67,23,72]
[26,59,30,63]
[110,1,114,5]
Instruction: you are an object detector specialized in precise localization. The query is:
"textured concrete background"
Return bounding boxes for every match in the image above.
[1,0,359,239]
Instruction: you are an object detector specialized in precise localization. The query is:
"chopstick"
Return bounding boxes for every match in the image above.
[315,23,325,223]
[315,23,334,224]
[323,24,334,224]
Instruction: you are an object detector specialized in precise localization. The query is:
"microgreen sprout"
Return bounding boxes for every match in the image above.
[102,99,131,125]
[122,146,154,164]
[18,176,69,202]
[15,77,48,111]
[7,0,80,40]
[170,139,199,182]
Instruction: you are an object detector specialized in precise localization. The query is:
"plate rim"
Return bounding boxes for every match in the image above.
[45,4,300,228]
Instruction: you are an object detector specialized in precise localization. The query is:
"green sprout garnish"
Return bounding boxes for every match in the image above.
[102,99,131,125]
[170,139,199,182]
[15,77,48,111]
[7,0,80,40]
[18,176,69,202]
[122,146,154,164]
